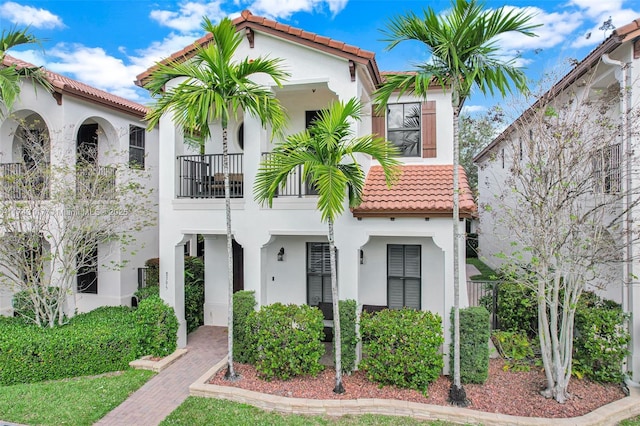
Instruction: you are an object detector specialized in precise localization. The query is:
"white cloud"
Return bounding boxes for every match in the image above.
[496,7,583,52]
[46,44,148,100]
[571,7,639,48]
[567,0,624,19]
[150,1,227,32]
[247,0,348,20]
[462,105,487,114]
[0,2,64,29]
[129,33,200,69]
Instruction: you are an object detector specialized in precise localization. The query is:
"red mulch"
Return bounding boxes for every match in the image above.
[209,359,627,418]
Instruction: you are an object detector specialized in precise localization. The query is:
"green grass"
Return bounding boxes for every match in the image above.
[161,397,461,426]
[620,416,640,426]
[0,368,154,426]
[466,258,499,281]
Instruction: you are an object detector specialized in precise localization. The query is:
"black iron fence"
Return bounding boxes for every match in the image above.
[0,162,50,200]
[467,280,500,330]
[177,154,243,198]
[76,165,116,198]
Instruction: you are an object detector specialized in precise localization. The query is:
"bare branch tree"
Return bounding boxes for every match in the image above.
[480,67,640,403]
[0,120,155,327]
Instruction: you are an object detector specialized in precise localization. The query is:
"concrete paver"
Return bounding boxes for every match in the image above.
[95,326,227,426]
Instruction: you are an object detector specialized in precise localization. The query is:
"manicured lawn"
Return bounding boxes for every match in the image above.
[160,396,459,425]
[466,258,498,281]
[0,369,154,426]
[620,416,640,426]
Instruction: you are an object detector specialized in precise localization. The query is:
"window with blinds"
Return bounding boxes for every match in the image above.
[387,244,421,310]
[307,242,334,306]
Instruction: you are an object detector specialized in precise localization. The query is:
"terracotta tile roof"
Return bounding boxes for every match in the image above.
[135,10,381,87]
[352,165,477,218]
[4,55,148,118]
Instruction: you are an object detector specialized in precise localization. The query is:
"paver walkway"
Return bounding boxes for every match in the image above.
[95,326,227,426]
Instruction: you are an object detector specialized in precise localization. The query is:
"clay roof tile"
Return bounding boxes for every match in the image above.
[352,165,477,218]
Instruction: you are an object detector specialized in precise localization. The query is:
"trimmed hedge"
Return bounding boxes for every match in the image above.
[233,290,257,363]
[451,306,490,384]
[0,307,139,386]
[336,299,358,374]
[134,284,159,301]
[574,297,629,383]
[360,308,444,393]
[135,296,179,357]
[246,303,324,380]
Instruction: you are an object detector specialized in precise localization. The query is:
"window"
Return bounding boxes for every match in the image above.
[387,103,421,157]
[77,124,98,164]
[501,148,505,169]
[387,244,421,309]
[129,125,145,169]
[77,244,98,294]
[307,242,334,306]
[593,143,621,193]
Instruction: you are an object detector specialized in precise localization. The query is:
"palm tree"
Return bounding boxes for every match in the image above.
[0,27,52,113]
[255,98,400,393]
[374,0,538,405]
[145,16,289,380]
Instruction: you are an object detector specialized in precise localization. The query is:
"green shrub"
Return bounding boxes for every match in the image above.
[336,299,358,374]
[491,330,534,371]
[246,303,324,380]
[233,290,256,363]
[11,287,62,325]
[144,257,160,287]
[134,284,159,302]
[0,307,139,385]
[451,306,490,384]
[184,256,205,333]
[574,295,629,383]
[360,308,444,393]
[495,282,537,335]
[135,296,179,357]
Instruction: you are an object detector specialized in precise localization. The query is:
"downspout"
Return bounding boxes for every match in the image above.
[601,53,633,384]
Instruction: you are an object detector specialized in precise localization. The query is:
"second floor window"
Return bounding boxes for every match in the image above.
[387,103,421,157]
[593,143,621,194]
[129,126,145,169]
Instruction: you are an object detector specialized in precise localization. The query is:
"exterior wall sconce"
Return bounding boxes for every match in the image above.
[359,249,364,264]
[277,247,285,261]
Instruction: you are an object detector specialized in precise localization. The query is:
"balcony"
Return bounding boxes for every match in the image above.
[0,162,50,200]
[177,154,243,198]
[260,152,318,197]
[76,165,116,198]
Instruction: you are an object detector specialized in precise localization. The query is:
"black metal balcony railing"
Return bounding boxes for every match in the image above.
[177,154,243,198]
[0,162,50,200]
[260,152,318,197]
[76,165,117,199]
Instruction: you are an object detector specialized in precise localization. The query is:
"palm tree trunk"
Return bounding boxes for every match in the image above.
[449,105,468,406]
[328,218,344,394]
[222,126,237,380]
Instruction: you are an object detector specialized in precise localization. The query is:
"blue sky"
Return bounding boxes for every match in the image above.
[2,0,638,113]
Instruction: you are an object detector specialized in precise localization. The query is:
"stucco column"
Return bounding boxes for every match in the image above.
[159,234,187,348]
[203,234,229,326]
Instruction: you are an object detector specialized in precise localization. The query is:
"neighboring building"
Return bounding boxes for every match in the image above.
[0,56,159,315]
[136,9,476,372]
[475,19,640,380]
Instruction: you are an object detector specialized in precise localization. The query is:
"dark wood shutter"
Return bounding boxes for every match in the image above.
[421,101,436,158]
[372,104,386,140]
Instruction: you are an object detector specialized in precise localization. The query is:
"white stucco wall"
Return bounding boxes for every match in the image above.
[0,78,159,315]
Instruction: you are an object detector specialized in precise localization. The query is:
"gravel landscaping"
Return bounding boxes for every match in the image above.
[209,358,627,419]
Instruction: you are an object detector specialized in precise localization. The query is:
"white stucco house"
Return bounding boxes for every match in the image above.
[135,9,476,365]
[0,56,159,316]
[475,18,640,381]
